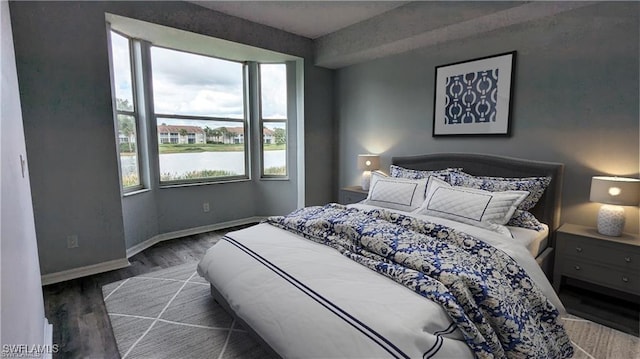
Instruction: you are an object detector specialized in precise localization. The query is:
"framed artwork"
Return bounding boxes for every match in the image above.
[432,51,516,137]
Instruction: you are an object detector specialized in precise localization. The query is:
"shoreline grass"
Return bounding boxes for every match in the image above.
[160,169,238,181]
[120,143,285,156]
[156,143,284,154]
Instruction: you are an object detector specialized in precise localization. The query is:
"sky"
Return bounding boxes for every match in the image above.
[110,31,287,130]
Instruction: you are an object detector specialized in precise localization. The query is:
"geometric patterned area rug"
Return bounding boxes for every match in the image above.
[561,314,639,359]
[103,263,639,359]
[101,262,275,359]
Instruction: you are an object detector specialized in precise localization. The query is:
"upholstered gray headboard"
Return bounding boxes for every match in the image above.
[391,153,564,242]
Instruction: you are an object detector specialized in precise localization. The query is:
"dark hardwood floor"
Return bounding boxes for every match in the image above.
[42,225,254,359]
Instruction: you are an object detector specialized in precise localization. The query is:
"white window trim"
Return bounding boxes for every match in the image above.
[107,25,144,193]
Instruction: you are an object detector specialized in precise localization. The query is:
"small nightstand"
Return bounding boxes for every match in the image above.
[339,186,368,204]
[553,223,640,299]
[553,223,640,335]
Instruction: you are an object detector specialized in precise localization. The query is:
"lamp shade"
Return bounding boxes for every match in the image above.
[590,176,640,206]
[357,154,380,171]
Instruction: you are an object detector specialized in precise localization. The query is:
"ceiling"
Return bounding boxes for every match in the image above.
[188,1,596,68]
[191,1,409,39]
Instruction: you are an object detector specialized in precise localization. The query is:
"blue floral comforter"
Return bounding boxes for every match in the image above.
[266,203,573,359]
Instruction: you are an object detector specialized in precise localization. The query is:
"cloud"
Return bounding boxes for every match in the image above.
[151,47,241,88]
[111,32,134,104]
[152,81,244,117]
[260,64,287,119]
[150,46,246,117]
[111,35,286,121]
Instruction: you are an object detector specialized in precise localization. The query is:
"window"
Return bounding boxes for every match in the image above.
[108,16,298,190]
[109,30,142,191]
[150,46,248,184]
[259,63,287,177]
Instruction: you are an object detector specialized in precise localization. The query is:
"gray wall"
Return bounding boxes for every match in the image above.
[304,64,338,205]
[336,3,640,234]
[9,1,335,275]
[1,0,47,349]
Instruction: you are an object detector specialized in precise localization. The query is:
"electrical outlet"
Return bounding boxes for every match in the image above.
[202,202,210,213]
[67,235,79,248]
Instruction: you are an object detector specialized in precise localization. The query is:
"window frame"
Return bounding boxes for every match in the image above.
[108,28,144,193]
[108,16,300,192]
[150,45,251,186]
[258,63,288,179]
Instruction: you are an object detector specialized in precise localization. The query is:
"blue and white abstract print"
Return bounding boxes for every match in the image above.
[267,204,573,359]
[445,69,498,125]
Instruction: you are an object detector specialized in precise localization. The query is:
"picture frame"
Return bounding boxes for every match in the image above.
[432,51,516,137]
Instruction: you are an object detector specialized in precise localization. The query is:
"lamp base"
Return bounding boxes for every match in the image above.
[361,171,372,191]
[596,204,625,237]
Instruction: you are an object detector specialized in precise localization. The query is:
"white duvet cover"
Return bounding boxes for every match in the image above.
[197,205,566,359]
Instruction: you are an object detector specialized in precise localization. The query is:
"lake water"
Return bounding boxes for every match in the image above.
[121,150,286,176]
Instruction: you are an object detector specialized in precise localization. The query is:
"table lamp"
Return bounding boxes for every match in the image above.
[590,176,640,236]
[357,154,380,191]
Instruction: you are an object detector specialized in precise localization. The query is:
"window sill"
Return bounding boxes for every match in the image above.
[159,177,251,189]
[123,188,151,197]
[260,176,290,181]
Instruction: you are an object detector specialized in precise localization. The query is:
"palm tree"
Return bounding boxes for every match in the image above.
[219,127,230,144]
[116,98,133,111]
[118,115,135,152]
[203,126,213,143]
[274,128,286,145]
[211,129,222,143]
[179,128,188,144]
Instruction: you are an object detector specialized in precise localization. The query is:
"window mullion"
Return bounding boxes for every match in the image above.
[243,63,252,180]
[132,39,158,189]
[245,62,259,181]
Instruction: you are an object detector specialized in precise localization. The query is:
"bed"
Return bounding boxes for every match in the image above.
[198,153,571,359]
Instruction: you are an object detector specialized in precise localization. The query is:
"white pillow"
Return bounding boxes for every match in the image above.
[416,177,529,236]
[363,172,428,212]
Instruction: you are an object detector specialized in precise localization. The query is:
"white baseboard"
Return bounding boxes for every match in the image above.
[41,258,130,286]
[39,217,262,286]
[125,216,265,258]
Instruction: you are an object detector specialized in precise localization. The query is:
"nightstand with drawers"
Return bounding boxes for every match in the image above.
[339,186,368,204]
[553,223,640,299]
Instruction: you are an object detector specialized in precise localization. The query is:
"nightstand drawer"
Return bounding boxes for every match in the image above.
[340,192,366,204]
[561,258,640,296]
[561,233,640,272]
[339,186,368,205]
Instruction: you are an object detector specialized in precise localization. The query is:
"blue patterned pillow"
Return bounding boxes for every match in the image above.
[390,165,462,182]
[507,210,545,231]
[449,172,551,211]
